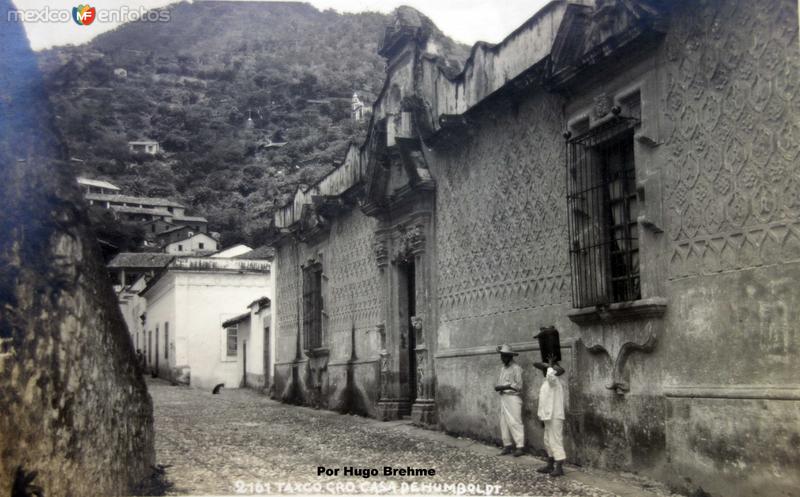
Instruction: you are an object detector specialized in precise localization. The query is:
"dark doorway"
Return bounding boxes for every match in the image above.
[154,329,159,377]
[243,340,247,387]
[264,326,271,386]
[401,260,417,404]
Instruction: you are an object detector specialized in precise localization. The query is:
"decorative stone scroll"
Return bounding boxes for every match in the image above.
[410,314,424,345]
[579,316,663,395]
[394,223,426,263]
[377,323,390,399]
[374,239,389,268]
[379,348,391,399]
[593,93,613,119]
[415,348,427,399]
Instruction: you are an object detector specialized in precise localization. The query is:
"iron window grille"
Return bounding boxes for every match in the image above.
[566,117,641,308]
[302,263,324,350]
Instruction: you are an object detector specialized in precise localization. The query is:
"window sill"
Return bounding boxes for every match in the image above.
[567,297,667,326]
[304,347,330,358]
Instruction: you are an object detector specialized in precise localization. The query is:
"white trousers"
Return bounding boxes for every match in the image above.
[500,394,525,448]
[543,419,566,461]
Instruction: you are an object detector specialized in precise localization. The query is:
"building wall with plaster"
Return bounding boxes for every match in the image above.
[141,265,272,390]
[271,1,800,495]
[274,208,382,415]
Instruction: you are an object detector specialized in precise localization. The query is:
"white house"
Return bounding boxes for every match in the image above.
[138,256,272,390]
[221,296,273,390]
[165,232,218,255]
[128,140,160,155]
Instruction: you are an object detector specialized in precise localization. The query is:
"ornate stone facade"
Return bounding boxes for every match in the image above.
[272,2,799,496]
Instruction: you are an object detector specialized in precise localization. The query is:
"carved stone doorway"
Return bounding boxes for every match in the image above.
[374,217,436,425]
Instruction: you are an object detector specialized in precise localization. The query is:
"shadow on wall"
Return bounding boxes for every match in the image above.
[333,362,375,417]
[0,0,155,495]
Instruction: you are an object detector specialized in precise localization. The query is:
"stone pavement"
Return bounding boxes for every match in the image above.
[146,379,684,497]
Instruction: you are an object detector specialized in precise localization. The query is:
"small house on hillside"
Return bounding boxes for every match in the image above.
[85,193,186,216]
[77,177,121,195]
[164,232,218,255]
[128,140,160,155]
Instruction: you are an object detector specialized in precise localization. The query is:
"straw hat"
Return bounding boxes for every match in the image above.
[497,344,518,356]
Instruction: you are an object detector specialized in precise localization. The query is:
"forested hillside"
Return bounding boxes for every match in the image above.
[37,1,395,246]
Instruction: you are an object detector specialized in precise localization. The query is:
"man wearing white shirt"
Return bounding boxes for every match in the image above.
[535,356,566,477]
[494,344,525,457]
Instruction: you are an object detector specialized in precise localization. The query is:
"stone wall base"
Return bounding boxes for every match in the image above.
[411,399,436,426]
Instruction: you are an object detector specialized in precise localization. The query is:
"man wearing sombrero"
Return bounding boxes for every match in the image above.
[494,344,525,456]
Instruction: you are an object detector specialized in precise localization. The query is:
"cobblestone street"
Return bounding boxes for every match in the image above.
[149,379,681,497]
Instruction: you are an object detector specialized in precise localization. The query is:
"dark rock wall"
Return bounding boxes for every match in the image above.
[0,2,155,495]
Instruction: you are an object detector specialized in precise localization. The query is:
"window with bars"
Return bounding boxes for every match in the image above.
[302,263,324,350]
[566,118,640,308]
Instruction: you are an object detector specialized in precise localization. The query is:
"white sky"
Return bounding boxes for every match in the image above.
[11,0,551,51]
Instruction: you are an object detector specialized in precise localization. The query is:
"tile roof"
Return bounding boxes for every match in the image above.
[167,232,216,245]
[107,252,175,269]
[85,193,185,208]
[222,312,251,328]
[77,177,120,190]
[155,225,192,238]
[110,205,172,216]
[235,245,276,260]
[173,215,208,223]
[248,296,271,310]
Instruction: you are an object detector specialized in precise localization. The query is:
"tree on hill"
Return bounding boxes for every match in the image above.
[38,2,469,247]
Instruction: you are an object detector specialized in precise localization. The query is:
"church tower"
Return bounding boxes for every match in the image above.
[351,92,365,122]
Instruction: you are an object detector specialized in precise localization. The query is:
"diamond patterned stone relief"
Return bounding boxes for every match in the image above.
[663,0,800,278]
[326,210,381,338]
[433,93,569,322]
[275,247,300,336]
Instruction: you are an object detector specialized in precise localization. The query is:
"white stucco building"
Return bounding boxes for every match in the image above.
[77,177,121,195]
[138,256,273,390]
[128,140,160,155]
[221,296,273,390]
